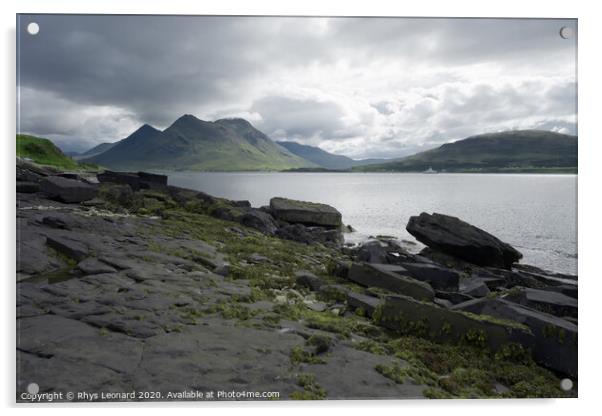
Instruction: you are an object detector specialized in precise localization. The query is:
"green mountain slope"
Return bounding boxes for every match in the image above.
[75,142,117,160]
[16,134,79,170]
[354,130,577,173]
[85,115,314,171]
[277,141,388,170]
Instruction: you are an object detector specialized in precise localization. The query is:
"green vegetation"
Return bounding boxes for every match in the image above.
[17,134,79,169]
[290,373,327,400]
[362,336,565,398]
[354,130,577,173]
[17,134,98,170]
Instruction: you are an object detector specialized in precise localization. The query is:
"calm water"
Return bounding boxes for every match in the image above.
[168,172,577,275]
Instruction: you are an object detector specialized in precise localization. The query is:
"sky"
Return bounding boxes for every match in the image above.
[17,15,577,158]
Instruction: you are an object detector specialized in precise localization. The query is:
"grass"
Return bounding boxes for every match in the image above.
[17,134,97,170]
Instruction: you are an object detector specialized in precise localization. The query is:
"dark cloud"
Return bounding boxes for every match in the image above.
[17,15,577,156]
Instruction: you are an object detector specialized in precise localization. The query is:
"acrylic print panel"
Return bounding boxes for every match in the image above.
[16,14,577,402]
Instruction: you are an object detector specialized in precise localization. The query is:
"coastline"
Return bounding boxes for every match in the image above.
[16,162,578,400]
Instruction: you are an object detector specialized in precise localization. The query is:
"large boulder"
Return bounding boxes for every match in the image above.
[356,240,389,264]
[276,223,343,246]
[406,212,522,269]
[376,294,534,353]
[39,176,97,203]
[451,297,577,377]
[347,263,435,302]
[269,197,342,228]
[240,209,278,235]
[401,262,459,291]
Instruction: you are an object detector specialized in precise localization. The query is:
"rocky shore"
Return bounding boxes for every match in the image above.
[16,159,577,401]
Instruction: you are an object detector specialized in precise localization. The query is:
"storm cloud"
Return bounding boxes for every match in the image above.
[17,15,577,157]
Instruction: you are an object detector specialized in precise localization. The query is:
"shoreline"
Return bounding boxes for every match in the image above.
[16,162,578,400]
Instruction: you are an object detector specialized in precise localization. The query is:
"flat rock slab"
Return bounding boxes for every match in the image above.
[346,292,381,317]
[39,176,97,203]
[505,287,578,319]
[451,297,577,377]
[270,197,342,227]
[406,212,522,269]
[347,263,435,302]
[377,294,535,353]
[459,278,491,298]
[302,342,425,399]
[76,258,117,275]
[401,262,460,291]
[46,234,89,261]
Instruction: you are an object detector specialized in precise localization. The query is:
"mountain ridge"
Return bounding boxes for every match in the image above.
[83,115,313,171]
[276,141,388,170]
[353,130,577,173]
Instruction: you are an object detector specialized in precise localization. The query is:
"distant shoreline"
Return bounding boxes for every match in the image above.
[147,169,578,175]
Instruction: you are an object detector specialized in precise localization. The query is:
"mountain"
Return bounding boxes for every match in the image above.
[354,130,577,173]
[17,134,79,170]
[277,141,388,170]
[84,115,313,171]
[74,142,117,160]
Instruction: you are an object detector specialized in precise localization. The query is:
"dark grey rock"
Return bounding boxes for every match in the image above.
[76,258,117,275]
[137,171,168,188]
[346,292,381,317]
[406,212,523,268]
[276,223,342,246]
[433,298,454,308]
[295,271,323,291]
[39,176,97,203]
[401,262,460,291]
[240,209,278,235]
[356,240,388,264]
[545,284,578,299]
[347,263,435,301]
[17,181,40,193]
[98,170,167,191]
[232,200,251,208]
[378,294,534,352]
[270,197,342,227]
[41,215,70,229]
[505,287,578,319]
[328,259,351,279]
[434,290,475,305]
[318,284,352,302]
[45,235,89,261]
[460,278,491,298]
[451,297,577,377]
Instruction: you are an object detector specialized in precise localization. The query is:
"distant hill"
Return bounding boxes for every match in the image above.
[16,134,80,170]
[74,142,117,160]
[84,115,314,171]
[277,141,387,170]
[354,130,577,173]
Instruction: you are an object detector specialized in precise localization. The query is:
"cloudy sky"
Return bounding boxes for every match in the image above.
[17,15,577,158]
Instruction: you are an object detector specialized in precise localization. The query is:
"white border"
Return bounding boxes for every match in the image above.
[2,0,600,415]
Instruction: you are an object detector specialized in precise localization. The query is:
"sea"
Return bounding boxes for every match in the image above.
[167,172,577,275]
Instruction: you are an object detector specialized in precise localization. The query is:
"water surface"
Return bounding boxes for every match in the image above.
[168,172,577,275]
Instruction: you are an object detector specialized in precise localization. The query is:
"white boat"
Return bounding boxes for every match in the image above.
[423,166,438,174]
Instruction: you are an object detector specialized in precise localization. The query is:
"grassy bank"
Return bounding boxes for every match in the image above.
[17,134,97,170]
